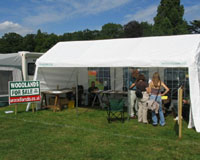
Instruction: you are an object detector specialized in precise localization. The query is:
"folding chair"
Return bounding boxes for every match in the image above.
[107,99,125,123]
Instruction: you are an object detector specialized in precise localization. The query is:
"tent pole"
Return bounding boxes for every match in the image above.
[76,68,79,116]
[26,66,39,112]
[114,67,116,91]
[127,67,130,121]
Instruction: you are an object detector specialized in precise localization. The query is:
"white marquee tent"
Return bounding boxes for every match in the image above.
[32,34,200,132]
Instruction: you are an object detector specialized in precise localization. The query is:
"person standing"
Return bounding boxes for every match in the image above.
[149,72,169,126]
[128,69,139,119]
[135,74,149,124]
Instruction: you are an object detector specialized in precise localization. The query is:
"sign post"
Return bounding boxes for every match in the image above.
[178,87,183,139]
[9,81,41,114]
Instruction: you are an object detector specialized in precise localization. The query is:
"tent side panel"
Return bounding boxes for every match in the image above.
[188,65,200,132]
[36,67,77,91]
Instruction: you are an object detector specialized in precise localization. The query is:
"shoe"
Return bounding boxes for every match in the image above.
[130,116,137,119]
[152,124,158,127]
[174,116,178,121]
[174,116,182,121]
[160,124,165,127]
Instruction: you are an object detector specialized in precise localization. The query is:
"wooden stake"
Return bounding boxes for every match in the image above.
[32,103,35,113]
[15,104,17,115]
[178,87,183,139]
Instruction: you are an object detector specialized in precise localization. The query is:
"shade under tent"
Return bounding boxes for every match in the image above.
[28,34,200,132]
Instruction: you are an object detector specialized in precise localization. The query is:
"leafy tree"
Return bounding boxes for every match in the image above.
[100,23,124,39]
[60,33,74,41]
[82,29,100,40]
[0,33,23,53]
[34,29,49,52]
[140,22,153,37]
[22,34,36,52]
[189,20,200,33]
[124,21,143,38]
[153,0,189,35]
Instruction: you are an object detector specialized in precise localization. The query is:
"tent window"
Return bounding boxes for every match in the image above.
[164,68,189,99]
[0,71,13,95]
[123,68,149,91]
[88,68,111,90]
[28,63,36,76]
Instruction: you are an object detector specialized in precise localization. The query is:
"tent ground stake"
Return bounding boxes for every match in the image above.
[15,104,17,115]
[32,103,35,113]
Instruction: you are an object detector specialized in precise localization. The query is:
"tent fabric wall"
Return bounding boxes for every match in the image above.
[36,67,89,92]
[36,67,77,91]
[0,53,22,106]
[0,67,22,96]
[188,42,200,130]
[0,53,22,68]
[34,34,200,132]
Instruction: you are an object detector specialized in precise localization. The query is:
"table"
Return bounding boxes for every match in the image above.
[91,90,128,109]
[91,90,103,108]
[41,89,73,112]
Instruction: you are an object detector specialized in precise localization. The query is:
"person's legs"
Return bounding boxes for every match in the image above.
[142,102,148,123]
[141,92,149,123]
[157,96,165,126]
[132,91,138,116]
[128,90,135,117]
[150,95,158,125]
[138,100,143,122]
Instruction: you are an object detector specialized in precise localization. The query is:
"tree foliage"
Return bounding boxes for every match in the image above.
[153,0,189,35]
[100,23,124,39]
[124,21,143,38]
[189,20,200,33]
[0,33,23,53]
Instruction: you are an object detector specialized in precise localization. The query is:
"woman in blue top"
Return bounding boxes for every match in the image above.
[149,72,169,126]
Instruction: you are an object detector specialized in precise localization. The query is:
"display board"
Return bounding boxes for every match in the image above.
[9,81,40,104]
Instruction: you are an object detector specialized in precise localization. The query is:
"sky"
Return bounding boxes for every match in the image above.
[0,0,200,37]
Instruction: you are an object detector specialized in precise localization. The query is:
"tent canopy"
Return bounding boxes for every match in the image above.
[37,34,200,68]
[34,34,200,132]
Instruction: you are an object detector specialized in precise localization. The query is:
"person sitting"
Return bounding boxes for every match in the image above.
[88,81,99,106]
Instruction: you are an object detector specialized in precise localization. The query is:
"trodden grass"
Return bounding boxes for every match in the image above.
[0,104,200,160]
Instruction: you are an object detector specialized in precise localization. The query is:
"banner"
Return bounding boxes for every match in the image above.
[9,81,41,104]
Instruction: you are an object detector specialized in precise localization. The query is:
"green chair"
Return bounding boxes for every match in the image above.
[107,99,125,123]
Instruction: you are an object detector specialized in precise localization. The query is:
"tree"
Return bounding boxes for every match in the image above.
[22,34,36,52]
[189,20,200,33]
[34,29,49,52]
[0,33,23,53]
[140,22,153,37]
[153,0,189,35]
[100,23,124,39]
[124,21,143,38]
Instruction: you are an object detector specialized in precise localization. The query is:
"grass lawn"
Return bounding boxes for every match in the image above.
[0,104,200,160]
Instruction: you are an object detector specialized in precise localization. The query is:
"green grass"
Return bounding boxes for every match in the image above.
[0,104,200,160]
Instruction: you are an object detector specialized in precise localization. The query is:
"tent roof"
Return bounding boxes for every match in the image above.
[36,34,200,68]
[0,53,22,68]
